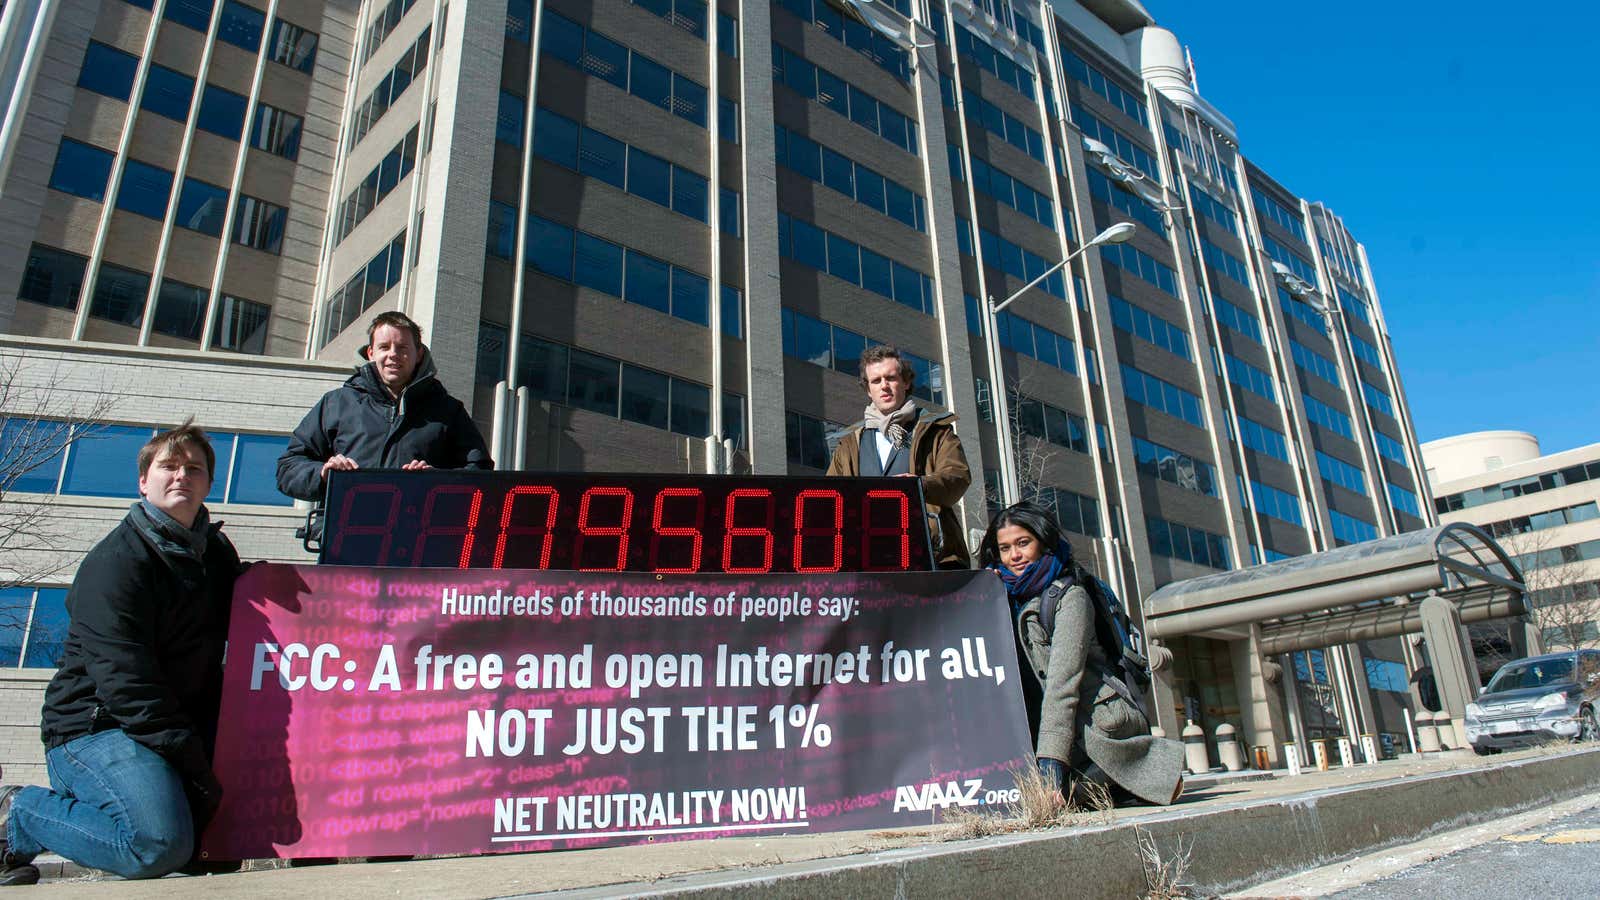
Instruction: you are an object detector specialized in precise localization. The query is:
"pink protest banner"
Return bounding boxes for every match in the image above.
[199,564,1031,860]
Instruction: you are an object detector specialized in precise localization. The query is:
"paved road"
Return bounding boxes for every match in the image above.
[1328,802,1600,898]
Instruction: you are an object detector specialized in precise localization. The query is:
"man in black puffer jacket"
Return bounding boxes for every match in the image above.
[0,422,242,883]
[277,311,493,504]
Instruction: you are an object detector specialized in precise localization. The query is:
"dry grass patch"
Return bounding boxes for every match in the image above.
[1137,825,1196,899]
[944,763,1116,840]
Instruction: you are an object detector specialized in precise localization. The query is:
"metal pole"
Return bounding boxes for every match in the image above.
[985,242,1092,506]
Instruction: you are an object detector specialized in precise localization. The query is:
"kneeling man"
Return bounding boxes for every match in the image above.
[1,421,241,882]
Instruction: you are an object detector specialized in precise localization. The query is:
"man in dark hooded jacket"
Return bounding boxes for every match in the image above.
[277,311,493,503]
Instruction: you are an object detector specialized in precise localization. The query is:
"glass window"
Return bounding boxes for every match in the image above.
[719,188,739,237]
[164,0,214,31]
[89,263,149,326]
[486,202,516,259]
[541,11,583,64]
[23,588,70,668]
[891,261,920,309]
[620,365,670,429]
[525,216,573,280]
[831,327,865,375]
[790,218,826,271]
[140,65,195,123]
[581,31,629,89]
[250,104,303,159]
[232,195,286,254]
[826,233,858,285]
[116,159,173,221]
[520,336,569,403]
[567,350,620,415]
[196,84,248,139]
[820,147,853,195]
[175,178,229,236]
[623,251,670,314]
[496,90,525,146]
[629,54,672,111]
[17,245,86,311]
[573,233,623,296]
[720,284,742,338]
[218,1,266,52]
[212,294,270,353]
[269,19,319,73]
[151,279,208,341]
[669,268,708,325]
[670,380,711,438]
[61,424,153,496]
[671,73,706,125]
[48,139,114,202]
[859,248,892,298]
[885,182,915,228]
[227,433,291,503]
[816,68,848,117]
[78,43,138,101]
[532,108,579,168]
[718,96,739,142]
[855,167,885,213]
[578,127,625,189]
[0,588,28,666]
[788,133,821,181]
[0,418,70,493]
[671,167,708,222]
[626,146,672,207]
[784,309,831,367]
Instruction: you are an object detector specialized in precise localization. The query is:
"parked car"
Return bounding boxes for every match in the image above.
[1464,650,1600,754]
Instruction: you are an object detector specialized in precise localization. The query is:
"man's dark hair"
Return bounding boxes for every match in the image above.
[977,501,1063,568]
[857,344,916,393]
[366,310,423,349]
[137,417,215,480]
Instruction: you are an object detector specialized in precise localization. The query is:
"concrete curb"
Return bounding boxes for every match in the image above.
[537,747,1600,899]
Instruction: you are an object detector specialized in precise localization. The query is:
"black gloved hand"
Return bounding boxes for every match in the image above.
[1036,757,1066,792]
[187,768,225,829]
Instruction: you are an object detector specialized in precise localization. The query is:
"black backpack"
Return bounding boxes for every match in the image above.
[1039,563,1152,718]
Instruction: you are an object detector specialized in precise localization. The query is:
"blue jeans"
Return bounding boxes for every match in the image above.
[8,730,194,879]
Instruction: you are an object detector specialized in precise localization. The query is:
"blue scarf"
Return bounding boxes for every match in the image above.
[989,540,1074,609]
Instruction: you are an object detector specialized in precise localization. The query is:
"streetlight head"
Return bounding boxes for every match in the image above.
[1091,222,1137,246]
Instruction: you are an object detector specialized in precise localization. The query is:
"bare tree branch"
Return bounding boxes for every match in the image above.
[1469,525,1600,680]
[0,356,118,594]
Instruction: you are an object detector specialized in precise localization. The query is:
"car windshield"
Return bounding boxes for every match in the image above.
[1487,658,1575,692]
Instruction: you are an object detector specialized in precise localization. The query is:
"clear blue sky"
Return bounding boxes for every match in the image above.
[1151,2,1600,455]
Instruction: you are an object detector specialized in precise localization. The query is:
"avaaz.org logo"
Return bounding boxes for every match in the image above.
[892,778,1021,813]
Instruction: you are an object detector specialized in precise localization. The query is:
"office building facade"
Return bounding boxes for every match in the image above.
[1425,432,1600,674]
[0,0,1432,770]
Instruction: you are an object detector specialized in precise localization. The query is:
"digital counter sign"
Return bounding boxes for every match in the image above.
[319,471,936,573]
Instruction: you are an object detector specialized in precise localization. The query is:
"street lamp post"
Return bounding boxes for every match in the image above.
[984,222,1136,505]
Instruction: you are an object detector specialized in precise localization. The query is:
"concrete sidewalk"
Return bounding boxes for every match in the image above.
[24,746,1600,898]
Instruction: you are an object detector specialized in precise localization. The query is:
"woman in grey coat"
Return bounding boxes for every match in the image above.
[980,502,1184,806]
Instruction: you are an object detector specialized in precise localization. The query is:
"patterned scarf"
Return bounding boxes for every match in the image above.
[862,398,919,448]
[989,540,1075,609]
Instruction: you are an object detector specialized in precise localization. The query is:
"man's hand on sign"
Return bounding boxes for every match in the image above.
[401,459,432,471]
[321,455,359,478]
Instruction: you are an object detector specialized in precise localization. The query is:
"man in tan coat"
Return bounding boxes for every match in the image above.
[827,345,973,569]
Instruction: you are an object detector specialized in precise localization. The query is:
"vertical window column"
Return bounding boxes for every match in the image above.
[71,12,171,339]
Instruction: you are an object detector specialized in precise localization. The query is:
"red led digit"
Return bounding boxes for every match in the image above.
[793,489,844,572]
[649,488,705,573]
[863,489,912,570]
[576,487,634,571]
[411,485,484,568]
[493,486,559,569]
[722,488,775,574]
[329,484,402,564]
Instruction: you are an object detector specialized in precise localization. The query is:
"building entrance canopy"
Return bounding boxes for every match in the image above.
[1145,524,1527,656]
